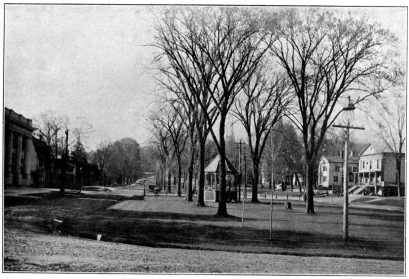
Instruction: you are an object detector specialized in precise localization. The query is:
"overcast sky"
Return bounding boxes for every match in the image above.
[4,4,407,151]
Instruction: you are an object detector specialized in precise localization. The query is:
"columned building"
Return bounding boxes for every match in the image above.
[4,108,36,186]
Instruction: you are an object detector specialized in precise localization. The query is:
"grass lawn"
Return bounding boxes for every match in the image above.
[367,199,405,207]
[351,197,377,203]
[4,190,404,261]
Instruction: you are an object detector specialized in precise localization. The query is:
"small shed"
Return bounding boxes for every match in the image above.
[204,154,239,203]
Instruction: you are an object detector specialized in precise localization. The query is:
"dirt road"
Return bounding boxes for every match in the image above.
[4,227,403,274]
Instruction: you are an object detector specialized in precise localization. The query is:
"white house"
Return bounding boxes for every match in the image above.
[356,143,405,196]
[318,153,359,188]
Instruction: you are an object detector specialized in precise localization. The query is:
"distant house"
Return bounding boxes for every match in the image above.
[30,135,53,187]
[4,108,37,186]
[356,143,405,196]
[318,152,359,188]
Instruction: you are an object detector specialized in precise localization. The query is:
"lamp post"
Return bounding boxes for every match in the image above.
[333,97,364,240]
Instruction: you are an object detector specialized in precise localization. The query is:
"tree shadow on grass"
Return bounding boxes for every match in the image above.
[105,209,257,222]
[65,214,403,261]
[4,192,134,207]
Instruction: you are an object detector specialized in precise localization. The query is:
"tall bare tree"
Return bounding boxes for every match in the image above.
[268,9,400,213]
[160,103,188,197]
[153,8,219,206]
[264,119,285,190]
[146,109,173,192]
[232,68,292,202]
[153,7,271,216]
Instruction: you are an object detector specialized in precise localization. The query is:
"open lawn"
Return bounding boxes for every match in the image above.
[4,189,404,266]
[351,197,377,203]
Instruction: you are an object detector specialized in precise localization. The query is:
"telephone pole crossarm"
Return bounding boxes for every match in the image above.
[333,124,365,130]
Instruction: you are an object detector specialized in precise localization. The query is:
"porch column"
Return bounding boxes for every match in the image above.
[375,172,377,195]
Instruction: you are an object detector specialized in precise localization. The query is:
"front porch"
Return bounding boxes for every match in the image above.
[351,171,405,196]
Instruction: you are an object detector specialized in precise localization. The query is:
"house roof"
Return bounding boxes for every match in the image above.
[204,154,238,174]
[320,155,359,164]
[32,137,52,158]
[358,142,399,156]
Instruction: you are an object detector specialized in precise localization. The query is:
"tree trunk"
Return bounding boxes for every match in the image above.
[167,168,171,193]
[196,138,206,206]
[295,173,302,192]
[251,158,260,203]
[187,151,194,201]
[217,116,228,216]
[305,162,315,213]
[290,174,293,192]
[54,133,58,159]
[177,158,182,197]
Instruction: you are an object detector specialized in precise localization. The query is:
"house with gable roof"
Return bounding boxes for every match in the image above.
[318,152,359,188]
[356,143,405,196]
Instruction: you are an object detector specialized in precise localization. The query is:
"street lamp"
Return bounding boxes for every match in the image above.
[333,97,364,240]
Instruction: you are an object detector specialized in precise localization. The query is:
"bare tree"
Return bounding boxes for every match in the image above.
[232,68,292,202]
[34,111,70,159]
[159,103,188,197]
[268,8,400,213]
[153,8,219,206]
[153,7,271,216]
[71,117,94,148]
[92,139,113,185]
[146,109,173,192]
[275,122,304,192]
[153,63,218,202]
[264,119,285,190]
[371,91,406,196]
[168,96,199,201]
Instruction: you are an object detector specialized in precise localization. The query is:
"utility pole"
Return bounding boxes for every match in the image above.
[333,97,364,240]
[244,153,247,199]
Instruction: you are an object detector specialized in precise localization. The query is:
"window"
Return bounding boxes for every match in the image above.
[369,160,372,169]
[322,176,327,182]
[377,159,379,169]
[353,166,358,172]
[361,161,365,169]
[322,166,327,172]
[333,176,338,182]
[348,167,352,173]
[335,166,340,172]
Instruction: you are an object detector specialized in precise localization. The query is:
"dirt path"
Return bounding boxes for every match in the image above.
[4,227,403,274]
